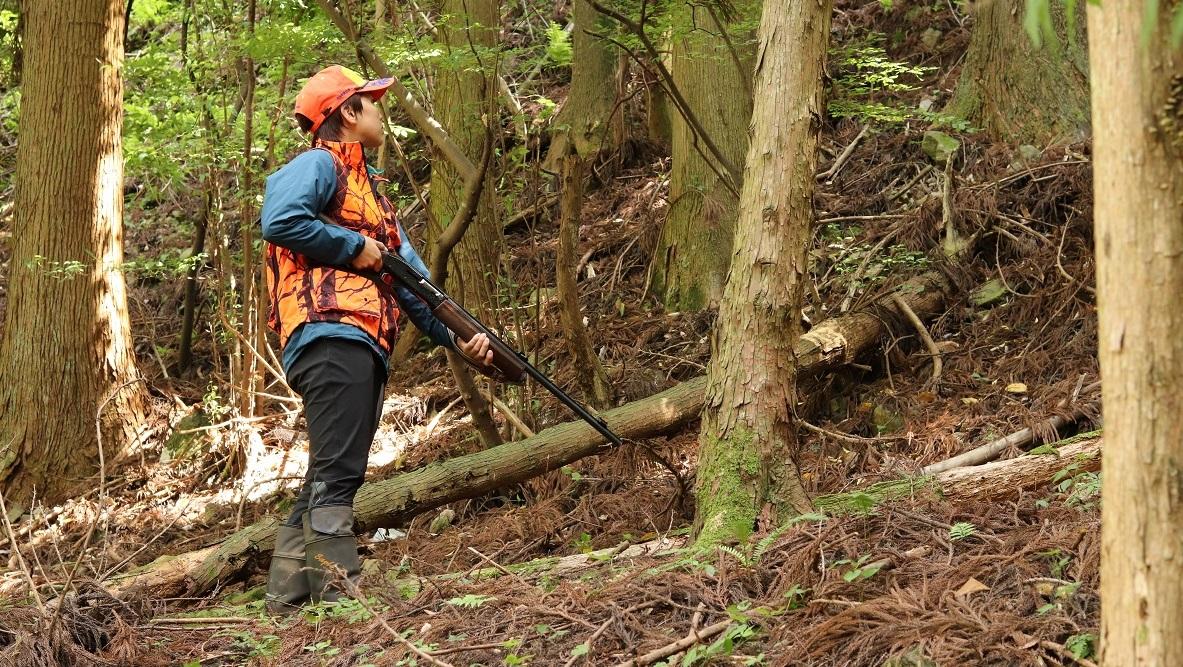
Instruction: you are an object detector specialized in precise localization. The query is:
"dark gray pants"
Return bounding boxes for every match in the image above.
[284,339,385,528]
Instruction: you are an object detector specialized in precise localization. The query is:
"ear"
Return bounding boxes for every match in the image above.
[340,101,360,127]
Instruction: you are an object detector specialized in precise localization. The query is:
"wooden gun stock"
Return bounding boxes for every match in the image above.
[432,299,528,384]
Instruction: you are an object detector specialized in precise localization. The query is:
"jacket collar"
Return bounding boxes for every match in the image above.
[313,138,366,171]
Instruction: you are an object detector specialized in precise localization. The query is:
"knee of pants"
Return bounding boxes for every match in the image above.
[306,504,355,536]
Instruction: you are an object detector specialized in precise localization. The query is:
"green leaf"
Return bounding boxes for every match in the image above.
[446,594,495,608]
[570,643,590,658]
[948,522,977,541]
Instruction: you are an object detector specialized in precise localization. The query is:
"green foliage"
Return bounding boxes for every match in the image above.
[829,34,971,130]
[1038,548,1073,579]
[545,22,573,67]
[719,514,827,567]
[1052,461,1101,510]
[678,623,757,666]
[948,522,977,541]
[834,554,883,583]
[782,584,810,610]
[24,255,86,280]
[830,241,931,292]
[1065,633,1096,660]
[1036,581,1081,615]
[220,630,280,659]
[446,593,496,608]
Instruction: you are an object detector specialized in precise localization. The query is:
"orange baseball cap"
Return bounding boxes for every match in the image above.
[294,65,394,134]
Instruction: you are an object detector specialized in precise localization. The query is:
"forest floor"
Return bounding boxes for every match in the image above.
[0,2,1103,666]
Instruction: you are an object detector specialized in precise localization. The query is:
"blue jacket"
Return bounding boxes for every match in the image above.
[260,148,454,376]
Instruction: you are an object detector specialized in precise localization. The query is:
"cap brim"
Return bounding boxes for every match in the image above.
[358,77,394,100]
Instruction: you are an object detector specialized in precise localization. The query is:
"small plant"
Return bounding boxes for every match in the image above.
[834,554,883,583]
[679,623,757,666]
[572,531,594,554]
[446,593,496,609]
[1038,548,1073,579]
[545,22,572,66]
[502,637,532,665]
[220,631,279,659]
[782,584,811,610]
[25,255,88,280]
[719,514,827,567]
[303,639,341,657]
[1037,581,1081,615]
[1065,633,1096,660]
[948,522,977,541]
[1052,454,1102,510]
[828,33,972,131]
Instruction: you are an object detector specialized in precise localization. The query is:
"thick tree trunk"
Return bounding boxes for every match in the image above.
[429,0,502,310]
[648,0,757,311]
[429,0,504,448]
[692,0,833,546]
[0,0,148,506]
[111,275,950,599]
[948,0,1089,144]
[545,0,621,170]
[1089,2,1183,662]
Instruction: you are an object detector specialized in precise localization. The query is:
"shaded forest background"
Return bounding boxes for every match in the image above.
[0,0,1176,664]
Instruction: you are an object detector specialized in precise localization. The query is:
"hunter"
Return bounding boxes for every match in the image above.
[259,65,493,614]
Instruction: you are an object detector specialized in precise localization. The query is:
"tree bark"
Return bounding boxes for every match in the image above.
[935,437,1099,503]
[545,0,622,171]
[556,150,613,410]
[1088,1,1183,662]
[429,0,502,310]
[692,0,832,546]
[427,0,505,449]
[0,0,148,506]
[648,0,758,312]
[948,0,1089,145]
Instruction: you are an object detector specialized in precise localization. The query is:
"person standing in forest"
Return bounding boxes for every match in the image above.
[259,65,494,614]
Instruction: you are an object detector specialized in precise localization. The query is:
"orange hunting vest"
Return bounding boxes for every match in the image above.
[265,139,402,354]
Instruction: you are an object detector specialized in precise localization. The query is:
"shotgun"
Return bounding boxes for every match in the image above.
[350,240,623,448]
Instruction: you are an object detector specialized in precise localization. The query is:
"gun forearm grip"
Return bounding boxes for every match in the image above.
[434,299,527,384]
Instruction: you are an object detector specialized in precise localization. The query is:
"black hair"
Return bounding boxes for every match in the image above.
[297,93,366,141]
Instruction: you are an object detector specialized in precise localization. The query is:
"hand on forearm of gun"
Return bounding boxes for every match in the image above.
[453,331,495,367]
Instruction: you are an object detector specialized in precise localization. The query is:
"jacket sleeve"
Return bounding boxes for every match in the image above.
[393,220,457,350]
[260,150,366,266]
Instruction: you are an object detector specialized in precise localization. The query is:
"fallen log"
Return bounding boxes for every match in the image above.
[920,381,1101,475]
[816,435,1101,513]
[935,435,1100,502]
[111,272,953,600]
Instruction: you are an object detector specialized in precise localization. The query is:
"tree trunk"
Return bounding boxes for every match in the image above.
[693,0,832,546]
[648,0,758,312]
[429,0,502,312]
[0,0,148,506]
[545,0,621,171]
[1089,1,1183,662]
[428,0,504,448]
[556,150,613,409]
[112,275,951,599]
[947,0,1089,145]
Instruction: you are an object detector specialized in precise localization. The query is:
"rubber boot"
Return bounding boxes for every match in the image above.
[265,524,310,615]
[303,505,362,603]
